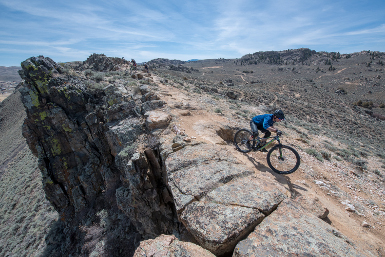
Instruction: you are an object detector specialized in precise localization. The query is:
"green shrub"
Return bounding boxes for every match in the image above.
[215,108,222,114]
[320,150,331,161]
[354,100,373,109]
[333,156,342,161]
[84,69,94,77]
[91,72,105,82]
[353,159,368,170]
[236,111,248,118]
[305,148,323,162]
[125,81,138,88]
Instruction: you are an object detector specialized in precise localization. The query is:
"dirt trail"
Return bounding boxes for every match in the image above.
[317,67,348,79]
[151,74,385,255]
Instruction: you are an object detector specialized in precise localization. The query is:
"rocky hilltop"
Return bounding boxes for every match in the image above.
[1,50,384,256]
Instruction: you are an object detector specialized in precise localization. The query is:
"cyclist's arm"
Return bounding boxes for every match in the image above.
[266,126,279,133]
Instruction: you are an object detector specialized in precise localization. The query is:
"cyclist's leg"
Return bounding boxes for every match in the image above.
[256,124,270,143]
[250,121,258,135]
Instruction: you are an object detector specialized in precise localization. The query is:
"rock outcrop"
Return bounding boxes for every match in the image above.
[78,53,130,71]
[18,56,179,255]
[165,144,287,256]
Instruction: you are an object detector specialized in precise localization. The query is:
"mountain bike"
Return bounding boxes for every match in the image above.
[234,129,300,174]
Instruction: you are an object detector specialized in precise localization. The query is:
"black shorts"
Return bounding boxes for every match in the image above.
[250,121,271,138]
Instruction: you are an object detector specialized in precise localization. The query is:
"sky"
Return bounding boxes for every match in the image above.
[0,0,385,66]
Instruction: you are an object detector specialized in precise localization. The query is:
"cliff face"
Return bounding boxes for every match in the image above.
[18,56,178,255]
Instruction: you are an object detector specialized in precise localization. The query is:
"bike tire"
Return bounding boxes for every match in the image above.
[267,144,300,174]
[234,129,253,153]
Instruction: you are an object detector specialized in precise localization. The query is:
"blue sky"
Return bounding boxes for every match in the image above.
[1,0,385,66]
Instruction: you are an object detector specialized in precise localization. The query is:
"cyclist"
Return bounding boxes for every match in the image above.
[131,59,137,70]
[250,110,285,151]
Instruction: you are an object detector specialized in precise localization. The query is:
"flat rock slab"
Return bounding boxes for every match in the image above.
[206,175,287,215]
[134,234,215,257]
[180,201,265,256]
[233,199,363,257]
[165,143,240,174]
[169,161,253,210]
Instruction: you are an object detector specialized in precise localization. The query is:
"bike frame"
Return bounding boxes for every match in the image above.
[251,134,282,152]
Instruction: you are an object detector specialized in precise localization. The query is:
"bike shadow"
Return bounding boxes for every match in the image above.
[245,153,307,197]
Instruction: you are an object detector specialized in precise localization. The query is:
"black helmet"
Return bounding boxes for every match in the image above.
[273,109,285,120]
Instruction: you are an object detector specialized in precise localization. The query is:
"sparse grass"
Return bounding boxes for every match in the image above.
[0,149,58,257]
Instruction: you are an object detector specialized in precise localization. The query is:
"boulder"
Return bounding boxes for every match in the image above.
[145,111,172,130]
[181,201,264,256]
[133,234,215,257]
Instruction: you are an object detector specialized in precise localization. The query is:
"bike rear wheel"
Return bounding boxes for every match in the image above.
[234,129,253,153]
[267,145,300,174]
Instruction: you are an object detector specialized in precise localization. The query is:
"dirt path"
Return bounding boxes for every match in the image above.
[317,67,348,79]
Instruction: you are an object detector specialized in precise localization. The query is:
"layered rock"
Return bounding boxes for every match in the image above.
[165,143,288,256]
[18,56,178,255]
[233,199,364,256]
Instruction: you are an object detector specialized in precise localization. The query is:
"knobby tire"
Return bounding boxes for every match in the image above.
[234,129,253,153]
[267,144,300,174]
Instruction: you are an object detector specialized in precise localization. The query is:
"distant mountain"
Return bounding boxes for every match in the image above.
[0,66,22,82]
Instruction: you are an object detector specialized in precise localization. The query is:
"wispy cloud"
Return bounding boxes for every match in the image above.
[0,0,385,66]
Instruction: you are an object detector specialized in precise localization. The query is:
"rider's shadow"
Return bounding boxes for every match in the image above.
[245,153,307,198]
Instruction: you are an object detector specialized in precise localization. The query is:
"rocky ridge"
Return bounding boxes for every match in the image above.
[14,55,382,256]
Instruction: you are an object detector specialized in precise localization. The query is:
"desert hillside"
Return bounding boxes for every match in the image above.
[0,51,384,256]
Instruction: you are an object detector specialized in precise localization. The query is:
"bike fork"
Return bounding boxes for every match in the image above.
[277,144,284,160]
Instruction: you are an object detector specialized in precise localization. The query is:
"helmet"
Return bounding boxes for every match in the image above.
[273,109,285,120]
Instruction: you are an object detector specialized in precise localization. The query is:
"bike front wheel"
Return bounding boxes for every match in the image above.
[267,145,300,174]
[234,129,253,153]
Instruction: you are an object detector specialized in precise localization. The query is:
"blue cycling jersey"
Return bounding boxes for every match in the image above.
[252,114,274,130]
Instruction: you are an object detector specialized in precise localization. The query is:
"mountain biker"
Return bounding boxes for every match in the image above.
[131,59,137,70]
[250,110,285,151]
